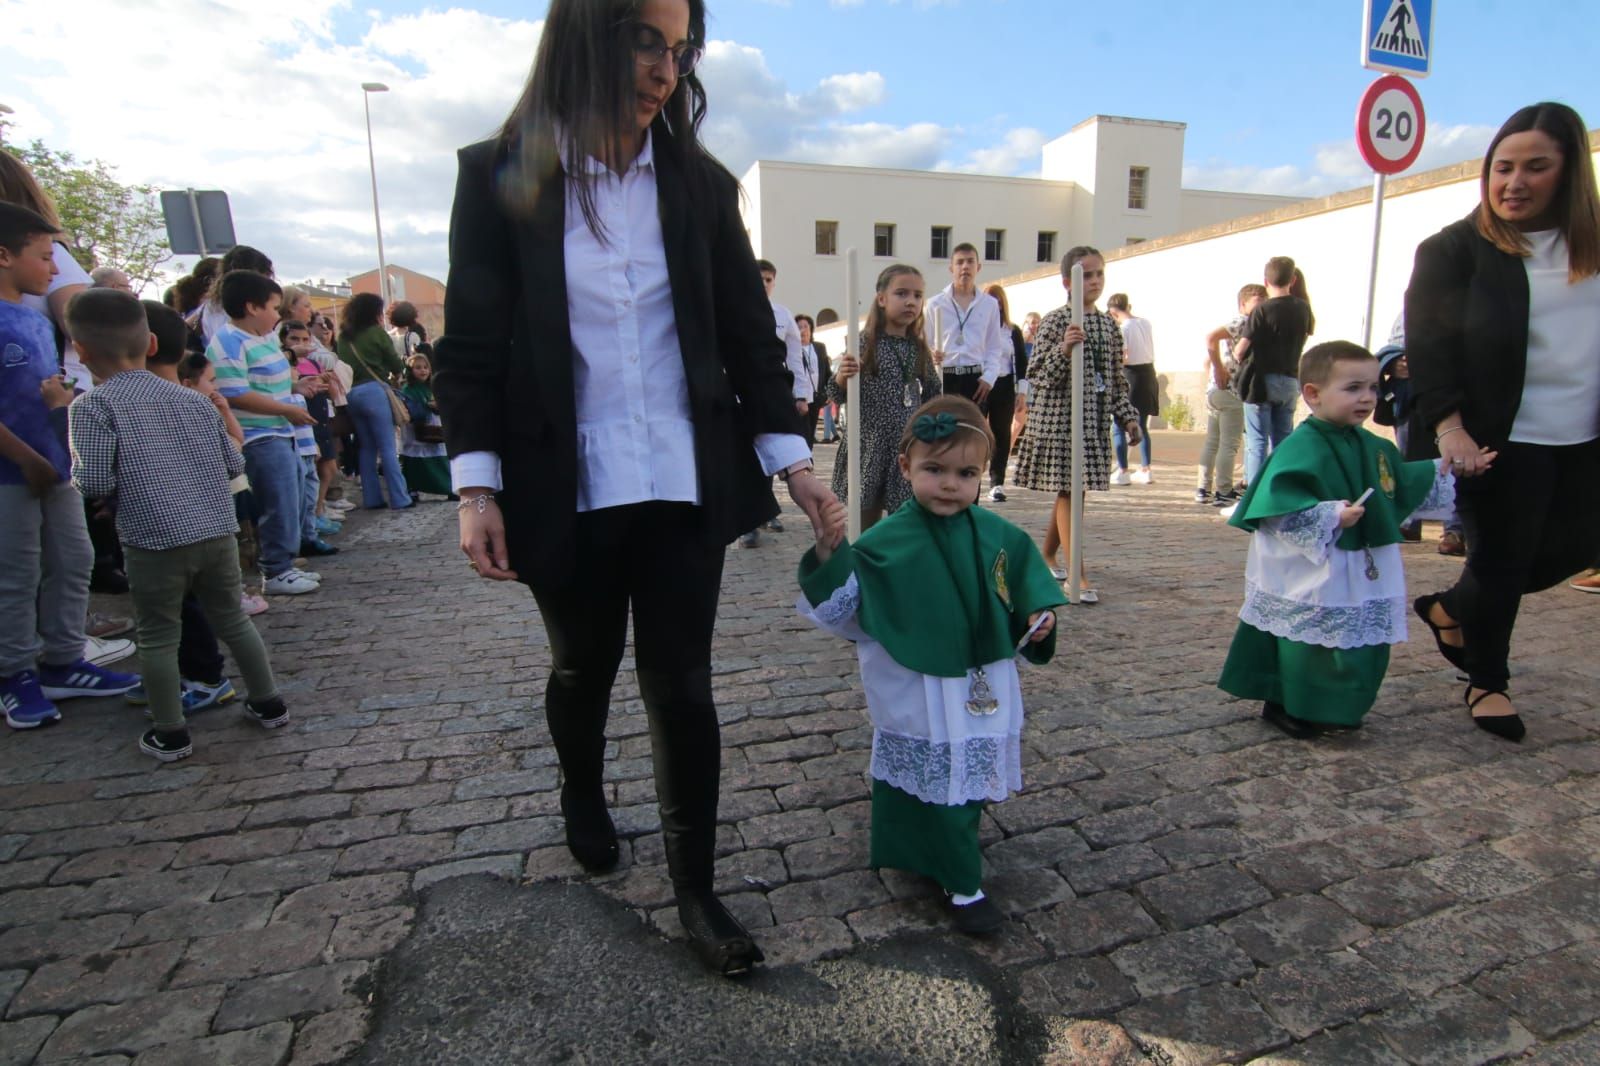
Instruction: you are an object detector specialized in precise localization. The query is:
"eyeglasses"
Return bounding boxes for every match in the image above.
[630,22,703,76]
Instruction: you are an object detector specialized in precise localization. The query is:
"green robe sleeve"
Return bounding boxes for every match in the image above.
[798,540,856,606]
[1002,522,1068,665]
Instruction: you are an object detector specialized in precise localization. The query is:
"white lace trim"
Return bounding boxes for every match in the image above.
[1261,501,1343,563]
[1239,578,1407,649]
[871,728,1023,806]
[1408,462,1458,523]
[798,573,863,640]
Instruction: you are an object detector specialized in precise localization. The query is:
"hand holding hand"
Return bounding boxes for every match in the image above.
[787,471,844,550]
[1338,502,1366,528]
[813,496,848,562]
[1436,425,1495,478]
[458,492,518,581]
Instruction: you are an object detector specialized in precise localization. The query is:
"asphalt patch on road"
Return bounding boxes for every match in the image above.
[351,876,1048,1065]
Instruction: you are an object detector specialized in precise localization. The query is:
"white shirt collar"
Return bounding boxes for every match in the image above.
[562,126,656,179]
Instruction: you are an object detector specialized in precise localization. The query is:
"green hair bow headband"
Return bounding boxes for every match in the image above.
[912,412,987,443]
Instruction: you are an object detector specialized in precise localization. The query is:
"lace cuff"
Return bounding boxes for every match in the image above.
[1406,462,1458,524]
[798,574,863,641]
[1260,501,1343,563]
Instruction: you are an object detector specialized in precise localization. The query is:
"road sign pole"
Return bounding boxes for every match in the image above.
[1362,172,1387,349]
[185,188,207,257]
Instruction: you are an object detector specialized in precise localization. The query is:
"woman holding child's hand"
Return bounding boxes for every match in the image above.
[434,0,840,979]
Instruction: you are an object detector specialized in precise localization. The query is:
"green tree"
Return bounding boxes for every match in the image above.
[3,139,171,293]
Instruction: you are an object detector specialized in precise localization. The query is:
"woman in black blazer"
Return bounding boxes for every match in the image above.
[1405,102,1600,742]
[434,0,839,976]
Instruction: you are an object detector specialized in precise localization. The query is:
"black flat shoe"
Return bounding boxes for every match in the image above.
[1466,685,1525,742]
[560,784,619,872]
[677,892,764,977]
[948,893,1003,935]
[1414,594,1467,670]
[1261,701,1319,739]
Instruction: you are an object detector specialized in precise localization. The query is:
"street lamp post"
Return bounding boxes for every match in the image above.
[360,83,390,305]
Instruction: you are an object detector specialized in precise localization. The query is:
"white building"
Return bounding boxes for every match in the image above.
[741,114,1301,323]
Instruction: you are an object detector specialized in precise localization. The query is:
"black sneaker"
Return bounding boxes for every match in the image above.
[1195,488,1213,504]
[244,696,290,729]
[139,727,193,762]
[948,893,1003,935]
[1212,490,1241,508]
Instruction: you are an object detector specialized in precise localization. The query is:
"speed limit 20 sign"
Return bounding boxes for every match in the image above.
[1356,74,1426,174]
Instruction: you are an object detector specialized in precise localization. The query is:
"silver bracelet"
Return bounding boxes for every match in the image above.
[1434,426,1466,446]
[456,494,493,514]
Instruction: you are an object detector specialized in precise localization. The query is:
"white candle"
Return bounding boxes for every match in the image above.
[845,248,862,542]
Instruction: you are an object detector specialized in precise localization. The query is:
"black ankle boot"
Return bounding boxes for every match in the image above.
[676,891,764,977]
[560,783,619,871]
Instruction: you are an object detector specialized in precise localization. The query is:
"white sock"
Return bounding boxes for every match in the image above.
[950,890,986,906]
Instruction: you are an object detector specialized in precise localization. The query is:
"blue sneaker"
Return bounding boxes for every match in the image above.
[314,516,343,536]
[3,671,62,729]
[38,659,141,701]
[126,678,238,717]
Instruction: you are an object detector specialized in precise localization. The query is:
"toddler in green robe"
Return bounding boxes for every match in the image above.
[1218,342,1455,737]
[798,395,1065,934]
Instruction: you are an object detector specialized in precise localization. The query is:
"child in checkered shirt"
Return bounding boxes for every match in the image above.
[64,289,290,761]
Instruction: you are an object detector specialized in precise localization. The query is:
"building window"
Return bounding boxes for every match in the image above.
[930,226,951,260]
[1127,166,1149,210]
[984,229,1005,262]
[815,221,838,256]
[874,223,896,258]
[1036,231,1056,264]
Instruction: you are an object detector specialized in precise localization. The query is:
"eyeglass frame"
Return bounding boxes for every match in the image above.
[627,21,704,77]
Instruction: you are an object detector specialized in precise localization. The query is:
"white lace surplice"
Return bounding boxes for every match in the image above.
[798,575,1024,806]
[1239,470,1455,650]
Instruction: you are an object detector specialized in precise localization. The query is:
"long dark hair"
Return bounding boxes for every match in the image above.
[497,0,714,238]
[1476,102,1600,281]
[339,292,385,343]
[860,264,933,380]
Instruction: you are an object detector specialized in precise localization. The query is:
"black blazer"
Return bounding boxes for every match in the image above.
[810,341,830,405]
[1403,215,1533,457]
[433,129,802,589]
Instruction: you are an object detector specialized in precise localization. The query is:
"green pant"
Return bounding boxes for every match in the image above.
[124,535,278,731]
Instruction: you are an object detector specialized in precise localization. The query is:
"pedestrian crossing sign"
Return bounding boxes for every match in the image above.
[1363,0,1432,77]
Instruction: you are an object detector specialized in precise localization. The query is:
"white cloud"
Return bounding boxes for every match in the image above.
[1183,122,1497,198]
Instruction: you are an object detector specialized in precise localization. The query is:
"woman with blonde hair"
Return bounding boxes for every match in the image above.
[1406,101,1600,742]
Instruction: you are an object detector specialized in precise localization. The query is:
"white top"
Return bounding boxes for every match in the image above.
[770,299,808,401]
[1119,315,1155,367]
[1510,229,1600,446]
[925,286,1009,384]
[450,131,807,502]
[799,576,1024,806]
[22,242,93,392]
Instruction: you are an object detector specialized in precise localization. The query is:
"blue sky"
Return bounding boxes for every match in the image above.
[1,0,1594,287]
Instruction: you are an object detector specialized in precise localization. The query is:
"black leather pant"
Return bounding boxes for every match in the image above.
[529,502,725,893]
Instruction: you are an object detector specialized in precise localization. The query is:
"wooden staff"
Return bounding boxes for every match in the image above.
[846,248,862,541]
[1068,262,1084,606]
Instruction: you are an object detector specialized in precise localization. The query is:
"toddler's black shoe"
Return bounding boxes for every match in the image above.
[139,727,193,762]
[244,697,290,729]
[948,893,1003,935]
[1261,701,1318,739]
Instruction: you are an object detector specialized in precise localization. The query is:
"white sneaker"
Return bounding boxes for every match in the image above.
[1109,469,1131,486]
[287,567,321,583]
[84,635,136,666]
[325,498,356,512]
[988,486,1007,502]
[264,570,321,595]
[1219,503,1239,519]
[1130,468,1153,485]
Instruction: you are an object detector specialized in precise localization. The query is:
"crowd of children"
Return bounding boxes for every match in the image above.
[0,210,444,757]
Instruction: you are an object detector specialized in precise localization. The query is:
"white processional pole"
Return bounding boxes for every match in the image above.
[1068,262,1085,606]
[846,249,862,542]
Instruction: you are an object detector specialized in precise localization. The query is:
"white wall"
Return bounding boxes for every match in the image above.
[744,161,1076,324]
[1180,188,1303,233]
[819,139,1600,428]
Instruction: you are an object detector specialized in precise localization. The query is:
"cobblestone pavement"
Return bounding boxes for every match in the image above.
[2,437,1597,1064]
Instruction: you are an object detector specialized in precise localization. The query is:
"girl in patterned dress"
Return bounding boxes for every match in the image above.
[1012,246,1141,602]
[829,264,943,529]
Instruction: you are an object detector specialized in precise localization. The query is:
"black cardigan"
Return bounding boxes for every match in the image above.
[432,128,802,589]
[1402,215,1534,457]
